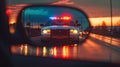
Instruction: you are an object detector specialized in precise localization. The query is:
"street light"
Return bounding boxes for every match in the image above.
[109,0,113,63]
[110,0,112,35]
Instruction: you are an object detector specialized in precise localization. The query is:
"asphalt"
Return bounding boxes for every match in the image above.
[90,33,120,52]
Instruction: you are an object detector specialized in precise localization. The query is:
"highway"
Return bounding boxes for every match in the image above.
[90,33,120,47]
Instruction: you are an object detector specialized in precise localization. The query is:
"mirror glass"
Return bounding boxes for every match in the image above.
[21,6,91,46]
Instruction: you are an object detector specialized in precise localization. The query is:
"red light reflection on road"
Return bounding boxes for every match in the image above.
[11,45,16,54]
[62,46,69,58]
[50,48,53,55]
[50,47,57,57]
[36,47,40,56]
[73,44,78,59]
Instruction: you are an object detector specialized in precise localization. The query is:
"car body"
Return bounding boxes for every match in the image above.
[40,17,81,44]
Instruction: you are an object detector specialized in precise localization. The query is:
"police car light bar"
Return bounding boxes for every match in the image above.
[49,17,57,20]
[49,16,71,20]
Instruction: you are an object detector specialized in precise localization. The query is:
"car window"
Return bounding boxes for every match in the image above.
[7,0,120,64]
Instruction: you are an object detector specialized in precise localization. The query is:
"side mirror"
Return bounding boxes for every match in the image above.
[15,5,91,46]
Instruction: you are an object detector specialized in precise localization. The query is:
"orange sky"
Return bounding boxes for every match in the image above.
[89,17,120,26]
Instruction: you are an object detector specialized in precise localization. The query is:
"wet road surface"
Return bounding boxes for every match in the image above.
[11,33,120,66]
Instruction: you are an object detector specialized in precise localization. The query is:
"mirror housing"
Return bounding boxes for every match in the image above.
[15,5,92,46]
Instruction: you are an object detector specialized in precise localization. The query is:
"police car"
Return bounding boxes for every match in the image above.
[40,16,81,44]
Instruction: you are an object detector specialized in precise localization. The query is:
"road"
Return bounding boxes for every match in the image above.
[90,33,120,47]
[10,33,120,67]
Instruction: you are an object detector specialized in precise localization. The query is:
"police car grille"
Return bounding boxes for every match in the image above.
[51,29,69,37]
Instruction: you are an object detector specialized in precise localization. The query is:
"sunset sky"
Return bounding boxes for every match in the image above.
[89,17,120,26]
[7,0,120,26]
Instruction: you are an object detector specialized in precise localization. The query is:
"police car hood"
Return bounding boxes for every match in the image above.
[42,26,78,30]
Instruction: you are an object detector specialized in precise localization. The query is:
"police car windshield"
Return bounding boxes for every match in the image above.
[45,20,77,26]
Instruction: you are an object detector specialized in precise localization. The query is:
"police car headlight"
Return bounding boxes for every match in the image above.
[42,29,51,34]
[70,29,78,34]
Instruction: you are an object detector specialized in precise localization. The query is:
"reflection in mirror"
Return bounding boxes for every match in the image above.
[21,6,91,45]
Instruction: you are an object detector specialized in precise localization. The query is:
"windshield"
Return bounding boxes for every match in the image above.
[45,19,79,26]
[46,20,73,26]
[7,0,120,65]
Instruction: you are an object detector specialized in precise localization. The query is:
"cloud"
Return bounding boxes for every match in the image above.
[52,0,75,5]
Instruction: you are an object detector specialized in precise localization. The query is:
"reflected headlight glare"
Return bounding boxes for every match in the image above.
[43,29,51,34]
[70,29,78,34]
